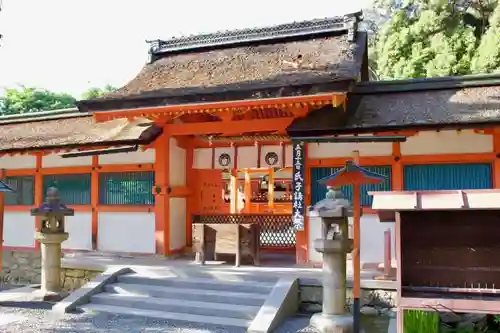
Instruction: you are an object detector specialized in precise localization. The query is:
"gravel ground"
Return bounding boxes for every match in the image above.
[0,302,318,333]
[0,300,388,332]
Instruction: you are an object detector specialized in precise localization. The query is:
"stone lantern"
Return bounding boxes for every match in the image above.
[31,187,73,301]
[308,187,355,333]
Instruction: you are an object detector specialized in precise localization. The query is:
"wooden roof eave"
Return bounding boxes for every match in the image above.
[90,93,347,122]
[0,126,162,157]
[369,189,500,222]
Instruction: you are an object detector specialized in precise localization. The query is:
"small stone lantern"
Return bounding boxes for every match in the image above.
[308,187,355,333]
[31,187,73,300]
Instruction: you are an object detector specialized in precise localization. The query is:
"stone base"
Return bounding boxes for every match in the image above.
[310,313,357,333]
[31,289,69,302]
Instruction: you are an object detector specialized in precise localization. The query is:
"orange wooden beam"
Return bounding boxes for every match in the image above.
[164,117,295,136]
[93,93,345,122]
[34,154,43,250]
[91,156,99,250]
[154,133,170,256]
[169,186,191,197]
[492,129,500,188]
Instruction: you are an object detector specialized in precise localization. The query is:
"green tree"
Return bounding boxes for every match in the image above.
[81,85,117,100]
[371,0,500,80]
[471,1,500,72]
[0,87,76,115]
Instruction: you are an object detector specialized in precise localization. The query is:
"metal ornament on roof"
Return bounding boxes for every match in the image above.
[0,180,14,192]
[318,160,386,187]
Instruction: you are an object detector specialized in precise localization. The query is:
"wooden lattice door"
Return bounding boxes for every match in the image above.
[194,169,224,213]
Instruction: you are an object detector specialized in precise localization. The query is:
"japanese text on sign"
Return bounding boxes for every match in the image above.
[292,142,305,231]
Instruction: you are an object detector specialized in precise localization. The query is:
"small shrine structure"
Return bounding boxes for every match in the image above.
[0,11,499,271]
[371,189,500,333]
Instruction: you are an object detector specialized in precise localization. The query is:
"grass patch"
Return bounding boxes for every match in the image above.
[404,310,440,333]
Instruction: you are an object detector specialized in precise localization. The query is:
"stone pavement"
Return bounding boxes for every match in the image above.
[61,252,387,285]
[0,286,390,332]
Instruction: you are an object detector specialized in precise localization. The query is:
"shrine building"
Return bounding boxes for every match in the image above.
[1,12,500,267]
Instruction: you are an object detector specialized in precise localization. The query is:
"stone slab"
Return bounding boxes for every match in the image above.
[0,285,40,302]
[52,266,132,314]
[387,317,397,333]
[247,277,299,333]
[299,277,397,291]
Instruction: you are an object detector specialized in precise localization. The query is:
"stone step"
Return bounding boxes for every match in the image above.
[117,273,274,294]
[105,282,267,306]
[91,293,260,320]
[79,303,250,328]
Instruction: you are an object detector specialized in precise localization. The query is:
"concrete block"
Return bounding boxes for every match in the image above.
[52,267,132,314]
[91,293,260,319]
[79,303,250,328]
[117,274,274,294]
[247,277,299,333]
[105,282,267,306]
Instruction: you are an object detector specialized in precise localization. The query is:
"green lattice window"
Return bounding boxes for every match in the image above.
[5,176,35,205]
[43,174,91,205]
[99,171,155,205]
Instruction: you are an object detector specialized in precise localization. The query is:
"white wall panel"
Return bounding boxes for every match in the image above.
[3,212,35,247]
[98,149,155,165]
[97,212,155,253]
[63,212,93,250]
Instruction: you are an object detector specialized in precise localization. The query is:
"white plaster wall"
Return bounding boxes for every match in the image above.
[0,155,36,169]
[237,146,258,168]
[193,148,212,169]
[97,212,155,253]
[98,148,155,165]
[42,154,92,168]
[308,215,395,264]
[214,147,235,169]
[169,197,187,251]
[308,137,393,158]
[169,138,186,186]
[62,212,93,250]
[401,130,492,155]
[285,144,293,168]
[260,145,283,168]
[3,212,35,247]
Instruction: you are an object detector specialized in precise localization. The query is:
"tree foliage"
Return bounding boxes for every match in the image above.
[81,85,117,100]
[0,85,118,116]
[0,87,76,115]
[371,0,500,79]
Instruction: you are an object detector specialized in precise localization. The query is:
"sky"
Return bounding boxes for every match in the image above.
[0,0,372,97]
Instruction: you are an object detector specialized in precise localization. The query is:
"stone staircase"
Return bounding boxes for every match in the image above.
[76,271,278,329]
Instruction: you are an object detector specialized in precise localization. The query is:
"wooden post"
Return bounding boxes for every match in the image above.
[230,169,238,214]
[0,169,5,271]
[384,228,392,277]
[244,169,251,213]
[267,168,275,210]
[351,150,361,333]
[154,133,171,255]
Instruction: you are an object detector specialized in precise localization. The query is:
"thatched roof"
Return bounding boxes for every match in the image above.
[78,14,367,112]
[287,74,500,136]
[0,109,161,153]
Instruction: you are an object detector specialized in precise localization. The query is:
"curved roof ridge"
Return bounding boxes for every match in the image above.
[0,107,89,126]
[148,11,362,56]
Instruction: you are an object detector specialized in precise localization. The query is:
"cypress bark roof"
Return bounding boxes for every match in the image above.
[287,74,500,136]
[78,14,367,112]
[0,109,161,153]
